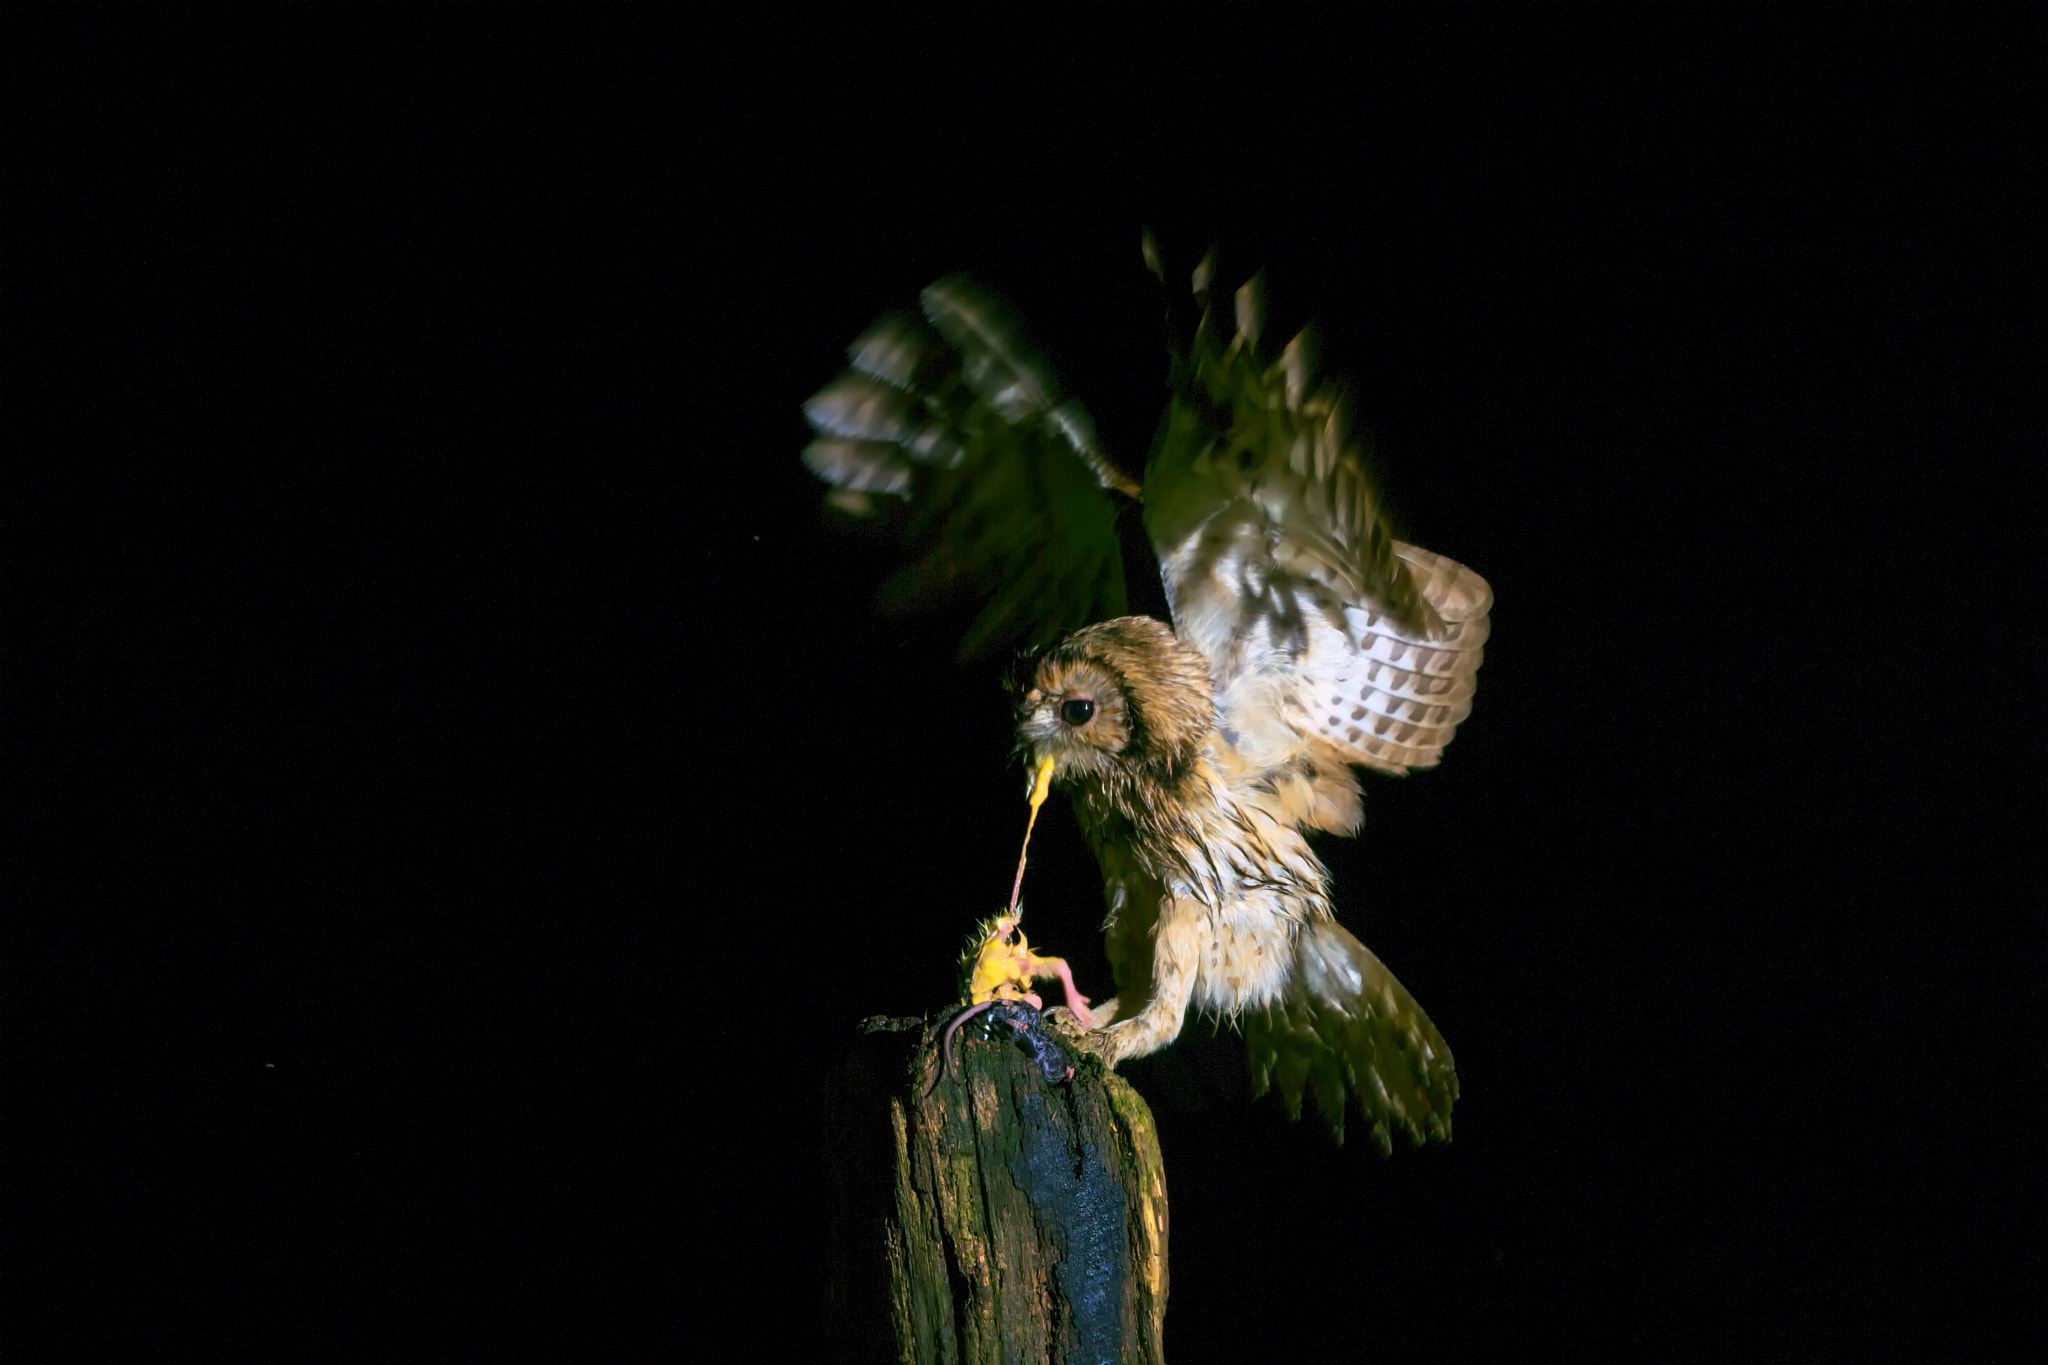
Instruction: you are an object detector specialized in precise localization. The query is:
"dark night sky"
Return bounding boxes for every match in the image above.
[16,8,2043,1361]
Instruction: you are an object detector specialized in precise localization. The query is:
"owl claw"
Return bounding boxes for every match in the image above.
[813,272,1478,1152]
[1040,1004,1091,1035]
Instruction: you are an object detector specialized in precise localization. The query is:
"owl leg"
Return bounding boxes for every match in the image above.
[1089,902,1209,1066]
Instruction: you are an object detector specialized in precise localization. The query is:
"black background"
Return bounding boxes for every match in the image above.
[16,8,2043,1361]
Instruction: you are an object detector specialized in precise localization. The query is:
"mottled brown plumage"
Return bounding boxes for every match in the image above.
[803,251,1488,1150]
[1016,618,1460,1150]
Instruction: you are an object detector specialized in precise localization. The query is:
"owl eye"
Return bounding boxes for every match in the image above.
[1060,698,1096,727]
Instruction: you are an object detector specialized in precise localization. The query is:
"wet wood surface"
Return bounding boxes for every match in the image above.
[824,1012,1168,1365]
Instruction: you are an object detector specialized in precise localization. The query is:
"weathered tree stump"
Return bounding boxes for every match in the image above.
[824,1012,1169,1365]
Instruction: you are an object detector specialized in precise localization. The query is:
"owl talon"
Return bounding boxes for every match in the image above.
[811,271,1482,1151]
[1039,1004,1090,1036]
[1061,1022,1119,1066]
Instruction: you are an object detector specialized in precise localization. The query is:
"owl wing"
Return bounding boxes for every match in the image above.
[802,277,1134,661]
[1144,268,1483,1148]
[1142,271,1491,787]
[1244,918,1458,1152]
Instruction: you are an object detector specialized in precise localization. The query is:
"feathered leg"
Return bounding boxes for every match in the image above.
[1090,900,1210,1065]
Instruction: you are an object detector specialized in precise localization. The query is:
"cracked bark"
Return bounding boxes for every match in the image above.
[824,1014,1169,1365]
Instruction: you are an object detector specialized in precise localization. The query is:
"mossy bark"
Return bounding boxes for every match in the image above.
[824,1014,1168,1365]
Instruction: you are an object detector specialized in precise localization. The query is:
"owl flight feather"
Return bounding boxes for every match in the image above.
[803,246,1490,1151]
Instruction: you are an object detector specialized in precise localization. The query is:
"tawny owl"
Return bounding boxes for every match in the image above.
[803,251,1490,1151]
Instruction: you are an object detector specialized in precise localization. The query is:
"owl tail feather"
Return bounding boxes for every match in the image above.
[1245,919,1458,1154]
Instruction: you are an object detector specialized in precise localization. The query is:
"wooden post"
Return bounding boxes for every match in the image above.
[825,1014,1169,1365]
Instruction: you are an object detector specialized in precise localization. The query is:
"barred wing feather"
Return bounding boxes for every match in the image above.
[802,277,1133,660]
[1144,279,1491,778]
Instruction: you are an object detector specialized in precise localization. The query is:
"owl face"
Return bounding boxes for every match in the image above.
[1013,616,1218,793]
[1016,654,1135,786]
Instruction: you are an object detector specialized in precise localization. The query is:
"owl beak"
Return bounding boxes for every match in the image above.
[1005,754,1057,913]
[1028,752,1055,804]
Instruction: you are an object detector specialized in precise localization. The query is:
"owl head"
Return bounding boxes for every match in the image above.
[1014,616,1216,792]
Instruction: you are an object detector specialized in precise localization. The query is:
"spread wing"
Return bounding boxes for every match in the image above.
[802,277,1135,660]
[1245,918,1458,1152]
[1144,267,1482,1147]
[1143,270,1492,788]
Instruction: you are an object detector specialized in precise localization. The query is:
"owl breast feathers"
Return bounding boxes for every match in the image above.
[803,257,1490,1152]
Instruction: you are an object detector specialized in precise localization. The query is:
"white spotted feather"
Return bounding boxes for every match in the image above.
[802,254,1490,1149]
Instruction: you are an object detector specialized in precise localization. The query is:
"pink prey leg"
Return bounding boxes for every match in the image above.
[1041,959,1095,1030]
